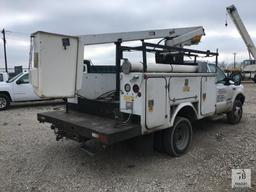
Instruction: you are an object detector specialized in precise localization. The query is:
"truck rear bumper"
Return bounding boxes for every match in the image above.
[38,110,141,145]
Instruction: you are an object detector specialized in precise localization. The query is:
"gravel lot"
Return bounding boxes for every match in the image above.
[0,84,255,192]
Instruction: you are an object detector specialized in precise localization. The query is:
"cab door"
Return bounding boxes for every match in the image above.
[208,64,233,113]
[13,73,41,101]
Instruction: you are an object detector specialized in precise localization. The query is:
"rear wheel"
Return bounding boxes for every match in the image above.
[163,117,192,157]
[0,94,10,111]
[227,100,243,124]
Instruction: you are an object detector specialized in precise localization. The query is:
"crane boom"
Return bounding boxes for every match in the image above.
[78,26,204,46]
[227,5,256,60]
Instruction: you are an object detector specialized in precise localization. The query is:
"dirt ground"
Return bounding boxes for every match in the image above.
[0,84,255,192]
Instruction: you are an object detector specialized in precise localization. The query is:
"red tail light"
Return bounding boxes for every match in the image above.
[133,84,140,93]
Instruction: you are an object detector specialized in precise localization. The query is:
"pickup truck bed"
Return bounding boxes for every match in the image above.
[38,110,141,145]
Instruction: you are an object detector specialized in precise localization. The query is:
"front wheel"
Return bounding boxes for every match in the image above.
[163,117,192,157]
[227,100,243,124]
[253,74,256,83]
[0,94,10,111]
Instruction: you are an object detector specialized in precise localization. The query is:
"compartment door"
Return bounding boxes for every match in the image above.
[31,32,83,98]
[201,76,216,115]
[146,78,167,129]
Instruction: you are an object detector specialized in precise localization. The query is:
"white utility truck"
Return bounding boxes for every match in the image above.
[30,27,245,156]
[0,72,41,110]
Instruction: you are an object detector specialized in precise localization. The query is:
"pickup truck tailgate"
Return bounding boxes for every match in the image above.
[38,110,141,145]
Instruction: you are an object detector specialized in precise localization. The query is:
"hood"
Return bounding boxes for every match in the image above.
[0,81,10,89]
[0,81,8,85]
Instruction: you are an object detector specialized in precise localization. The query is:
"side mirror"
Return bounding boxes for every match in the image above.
[16,80,22,85]
[229,80,235,85]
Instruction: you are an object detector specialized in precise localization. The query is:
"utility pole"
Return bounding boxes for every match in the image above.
[233,52,236,68]
[1,28,8,73]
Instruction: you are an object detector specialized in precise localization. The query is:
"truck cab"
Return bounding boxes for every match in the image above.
[0,72,41,110]
[208,63,244,123]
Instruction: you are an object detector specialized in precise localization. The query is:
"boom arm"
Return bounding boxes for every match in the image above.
[227,5,256,59]
[79,26,204,46]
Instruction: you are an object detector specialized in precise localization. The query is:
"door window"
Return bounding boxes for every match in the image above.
[216,67,226,83]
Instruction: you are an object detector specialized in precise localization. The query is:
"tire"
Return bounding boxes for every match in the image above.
[0,94,10,111]
[253,74,256,83]
[163,117,192,157]
[227,100,243,124]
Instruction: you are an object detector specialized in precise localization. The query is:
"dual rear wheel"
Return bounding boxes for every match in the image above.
[154,117,192,157]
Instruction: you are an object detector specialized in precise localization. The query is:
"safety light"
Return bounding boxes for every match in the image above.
[124,84,131,92]
[191,35,202,44]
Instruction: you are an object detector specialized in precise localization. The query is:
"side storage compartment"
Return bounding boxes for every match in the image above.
[145,77,168,129]
[168,77,200,105]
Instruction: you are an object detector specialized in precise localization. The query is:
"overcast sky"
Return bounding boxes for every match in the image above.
[0,0,255,68]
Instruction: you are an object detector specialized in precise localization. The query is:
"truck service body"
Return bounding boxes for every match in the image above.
[31,27,245,156]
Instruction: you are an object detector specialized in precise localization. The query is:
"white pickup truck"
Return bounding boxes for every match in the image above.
[0,72,41,110]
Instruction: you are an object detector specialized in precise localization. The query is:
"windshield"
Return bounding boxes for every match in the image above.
[7,73,24,83]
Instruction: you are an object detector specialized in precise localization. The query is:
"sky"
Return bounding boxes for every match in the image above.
[0,0,255,68]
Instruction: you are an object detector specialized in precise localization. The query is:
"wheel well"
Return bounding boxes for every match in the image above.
[235,94,245,104]
[176,106,197,123]
[0,91,12,101]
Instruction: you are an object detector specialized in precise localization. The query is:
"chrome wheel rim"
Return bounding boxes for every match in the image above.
[234,106,242,121]
[174,123,189,151]
[0,97,7,109]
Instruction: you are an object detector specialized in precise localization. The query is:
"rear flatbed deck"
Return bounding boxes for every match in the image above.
[38,110,141,145]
